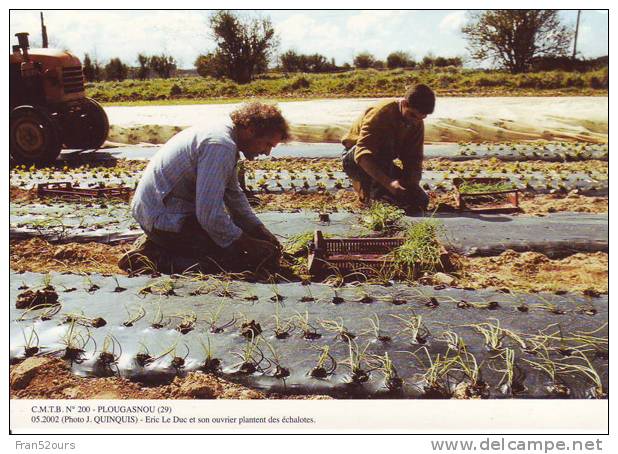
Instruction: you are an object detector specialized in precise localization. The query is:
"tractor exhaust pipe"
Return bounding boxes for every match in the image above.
[15,32,30,59]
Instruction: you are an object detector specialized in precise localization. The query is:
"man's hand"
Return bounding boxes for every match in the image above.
[387,179,408,199]
[229,233,280,270]
[249,224,282,250]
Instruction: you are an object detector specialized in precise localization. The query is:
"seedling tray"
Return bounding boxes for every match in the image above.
[36,182,131,201]
[307,230,452,277]
[453,177,520,213]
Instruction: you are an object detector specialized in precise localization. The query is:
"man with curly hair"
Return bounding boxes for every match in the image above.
[119,102,288,274]
[341,84,435,213]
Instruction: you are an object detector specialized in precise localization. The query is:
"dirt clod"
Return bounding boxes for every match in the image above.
[16,288,59,309]
[11,357,58,389]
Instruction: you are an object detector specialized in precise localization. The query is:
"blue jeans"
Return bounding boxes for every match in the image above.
[342,147,429,212]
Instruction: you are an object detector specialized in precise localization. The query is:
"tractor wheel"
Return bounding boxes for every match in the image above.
[10,105,62,165]
[63,97,109,149]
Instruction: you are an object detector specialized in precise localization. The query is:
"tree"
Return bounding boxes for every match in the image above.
[104,58,128,81]
[194,52,227,78]
[462,10,573,73]
[208,10,279,83]
[353,52,375,69]
[280,50,303,72]
[83,54,95,82]
[93,60,104,82]
[279,50,335,73]
[386,51,415,69]
[149,54,177,78]
[137,53,150,80]
[421,53,435,69]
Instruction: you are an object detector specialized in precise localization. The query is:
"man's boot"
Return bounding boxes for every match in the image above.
[118,234,164,275]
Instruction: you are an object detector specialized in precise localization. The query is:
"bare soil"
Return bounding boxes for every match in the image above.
[10,238,130,275]
[9,238,607,295]
[254,190,607,215]
[457,250,608,294]
[10,357,331,400]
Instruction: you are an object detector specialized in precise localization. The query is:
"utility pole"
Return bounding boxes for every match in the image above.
[40,12,48,48]
[572,10,581,59]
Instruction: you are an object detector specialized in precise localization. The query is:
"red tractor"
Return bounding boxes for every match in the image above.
[10,31,109,165]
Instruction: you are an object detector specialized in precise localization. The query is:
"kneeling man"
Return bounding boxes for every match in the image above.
[342,84,435,213]
[120,102,288,274]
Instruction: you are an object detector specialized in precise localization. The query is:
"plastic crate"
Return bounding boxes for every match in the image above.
[453,177,520,213]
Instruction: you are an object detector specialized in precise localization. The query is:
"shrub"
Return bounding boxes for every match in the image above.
[284,76,311,91]
[387,51,415,69]
[354,52,376,69]
[169,84,182,96]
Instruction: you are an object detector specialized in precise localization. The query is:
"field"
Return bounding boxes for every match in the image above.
[9,136,608,400]
[88,68,609,104]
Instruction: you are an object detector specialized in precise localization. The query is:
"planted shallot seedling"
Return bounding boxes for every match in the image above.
[272,305,294,339]
[575,303,598,316]
[391,311,431,345]
[469,321,505,351]
[41,273,54,290]
[205,303,235,333]
[150,304,170,329]
[439,330,466,352]
[561,351,607,399]
[522,345,570,397]
[466,319,526,352]
[408,346,457,398]
[299,283,315,302]
[268,279,285,302]
[83,275,100,293]
[331,288,344,305]
[139,277,178,296]
[320,318,356,343]
[21,325,40,357]
[214,278,237,298]
[294,310,321,340]
[532,297,566,315]
[362,314,391,342]
[343,340,371,384]
[368,352,402,391]
[198,336,221,374]
[568,323,608,352]
[263,340,290,380]
[64,311,107,328]
[170,343,190,371]
[135,341,153,367]
[174,312,198,334]
[232,338,268,375]
[17,302,62,322]
[95,333,122,375]
[122,305,146,327]
[309,346,337,378]
[451,349,489,399]
[112,276,126,293]
[491,348,527,396]
[59,320,93,363]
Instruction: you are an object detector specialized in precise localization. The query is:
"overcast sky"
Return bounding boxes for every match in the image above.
[9,10,609,69]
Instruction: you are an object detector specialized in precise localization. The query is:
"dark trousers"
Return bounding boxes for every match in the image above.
[342,147,429,212]
[145,216,230,273]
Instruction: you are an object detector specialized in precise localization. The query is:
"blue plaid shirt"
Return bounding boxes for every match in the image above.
[131,123,263,248]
